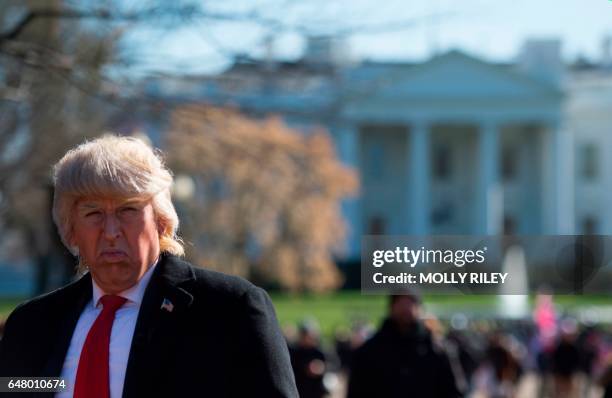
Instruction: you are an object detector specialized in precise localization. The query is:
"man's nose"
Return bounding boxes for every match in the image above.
[103,214,121,240]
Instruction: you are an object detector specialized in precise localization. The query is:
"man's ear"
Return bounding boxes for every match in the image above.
[156,219,166,235]
[68,232,79,256]
[67,228,76,247]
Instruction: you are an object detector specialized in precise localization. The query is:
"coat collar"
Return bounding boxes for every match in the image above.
[155,253,196,305]
[122,254,196,397]
[42,254,196,384]
[41,272,91,379]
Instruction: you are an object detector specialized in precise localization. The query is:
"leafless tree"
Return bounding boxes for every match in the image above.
[0,0,449,293]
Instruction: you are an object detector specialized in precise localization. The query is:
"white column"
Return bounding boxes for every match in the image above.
[408,121,430,234]
[603,131,612,234]
[337,123,361,258]
[546,121,574,234]
[477,121,503,235]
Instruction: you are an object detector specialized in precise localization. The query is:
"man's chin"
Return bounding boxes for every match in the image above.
[92,255,131,273]
[92,269,138,293]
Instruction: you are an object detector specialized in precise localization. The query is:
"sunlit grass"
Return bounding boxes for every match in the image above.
[0,297,25,320]
[271,292,612,341]
[3,292,612,341]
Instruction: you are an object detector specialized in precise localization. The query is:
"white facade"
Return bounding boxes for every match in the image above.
[144,43,612,262]
[336,51,575,258]
[567,69,612,235]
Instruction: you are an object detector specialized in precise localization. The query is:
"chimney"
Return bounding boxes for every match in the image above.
[517,39,565,87]
[303,36,350,66]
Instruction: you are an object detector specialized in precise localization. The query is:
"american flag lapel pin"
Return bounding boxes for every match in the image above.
[160,298,174,313]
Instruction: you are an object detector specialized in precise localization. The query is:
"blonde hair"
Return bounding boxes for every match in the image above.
[52,135,184,260]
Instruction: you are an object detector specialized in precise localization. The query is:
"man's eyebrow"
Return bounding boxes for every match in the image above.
[77,202,101,209]
[119,199,146,207]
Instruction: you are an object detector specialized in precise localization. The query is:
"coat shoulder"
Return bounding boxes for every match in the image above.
[6,275,87,322]
[172,257,261,301]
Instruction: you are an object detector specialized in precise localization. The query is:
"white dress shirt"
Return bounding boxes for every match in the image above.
[56,259,158,398]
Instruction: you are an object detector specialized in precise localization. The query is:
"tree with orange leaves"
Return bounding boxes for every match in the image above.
[166,104,357,293]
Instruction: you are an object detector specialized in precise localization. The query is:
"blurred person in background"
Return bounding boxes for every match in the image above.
[551,320,581,398]
[283,323,299,347]
[290,319,329,398]
[472,332,523,398]
[335,321,372,372]
[0,136,298,397]
[334,326,352,371]
[446,329,478,394]
[533,289,558,397]
[576,327,599,396]
[598,352,612,398]
[346,293,462,398]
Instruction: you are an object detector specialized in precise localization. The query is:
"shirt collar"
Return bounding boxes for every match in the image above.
[91,257,158,309]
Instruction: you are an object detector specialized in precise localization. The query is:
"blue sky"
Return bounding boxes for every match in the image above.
[123,0,612,75]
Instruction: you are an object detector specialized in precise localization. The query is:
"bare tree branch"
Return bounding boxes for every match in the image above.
[0,8,112,42]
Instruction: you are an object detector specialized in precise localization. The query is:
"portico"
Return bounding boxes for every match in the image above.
[336,51,572,259]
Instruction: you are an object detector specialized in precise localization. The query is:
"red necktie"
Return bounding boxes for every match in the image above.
[74,294,127,398]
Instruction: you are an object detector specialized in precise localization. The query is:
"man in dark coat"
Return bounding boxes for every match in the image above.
[0,136,297,398]
[347,294,462,398]
[290,320,328,398]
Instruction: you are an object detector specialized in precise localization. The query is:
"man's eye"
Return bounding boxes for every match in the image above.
[85,211,101,217]
[121,207,138,212]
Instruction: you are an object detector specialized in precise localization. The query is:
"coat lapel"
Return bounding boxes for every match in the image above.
[122,255,195,397]
[41,273,92,378]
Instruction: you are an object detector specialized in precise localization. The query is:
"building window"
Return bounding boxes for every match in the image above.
[502,145,518,181]
[434,144,452,180]
[431,202,454,226]
[367,143,385,179]
[368,216,386,235]
[580,143,599,180]
[503,215,516,235]
[583,216,597,235]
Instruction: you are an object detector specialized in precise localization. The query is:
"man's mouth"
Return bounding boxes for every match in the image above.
[100,250,128,262]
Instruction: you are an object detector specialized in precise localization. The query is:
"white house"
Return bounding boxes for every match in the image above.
[567,62,612,236]
[142,37,612,262]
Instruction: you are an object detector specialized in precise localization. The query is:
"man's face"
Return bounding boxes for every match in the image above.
[70,197,161,294]
[390,296,420,328]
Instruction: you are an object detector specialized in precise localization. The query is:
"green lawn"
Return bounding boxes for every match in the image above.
[270,291,388,338]
[0,297,25,320]
[270,292,612,340]
[3,292,612,342]
[270,293,519,338]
